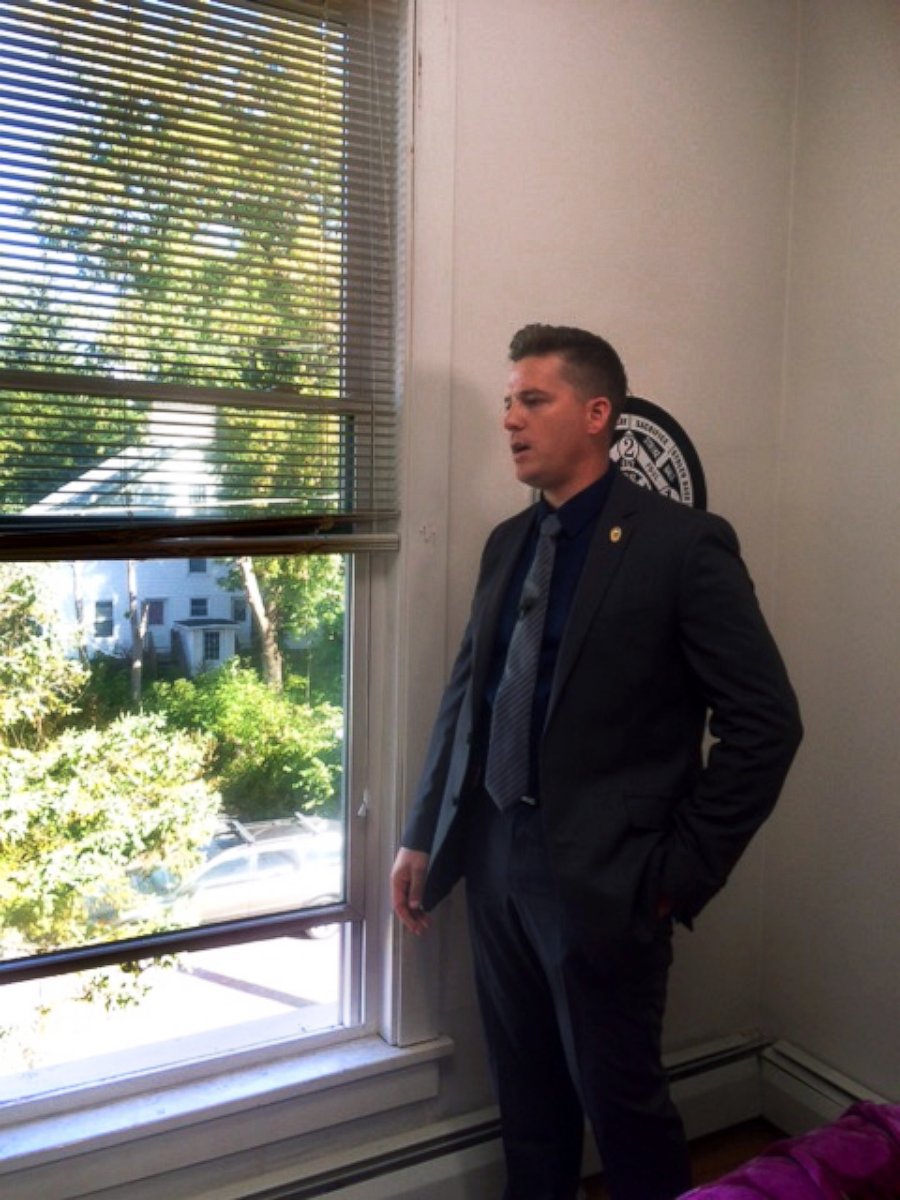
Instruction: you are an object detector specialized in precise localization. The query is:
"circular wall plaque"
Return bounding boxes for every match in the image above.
[611,396,707,510]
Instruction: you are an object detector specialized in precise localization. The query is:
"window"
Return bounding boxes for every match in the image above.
[94,599,114,638]
[232,595,248,624]
[0,0,401,1098]
[146,598,165,626]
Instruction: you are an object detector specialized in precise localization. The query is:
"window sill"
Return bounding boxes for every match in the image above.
[0,1034,454,1199]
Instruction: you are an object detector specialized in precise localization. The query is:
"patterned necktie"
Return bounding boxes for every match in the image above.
[485,512,562,810]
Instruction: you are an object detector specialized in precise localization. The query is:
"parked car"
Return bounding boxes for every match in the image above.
[121,817,344,934]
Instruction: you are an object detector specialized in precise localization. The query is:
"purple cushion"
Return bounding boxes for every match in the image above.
[681,1103,900,1199]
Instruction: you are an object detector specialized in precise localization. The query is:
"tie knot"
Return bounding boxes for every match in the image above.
[540,512,561,540]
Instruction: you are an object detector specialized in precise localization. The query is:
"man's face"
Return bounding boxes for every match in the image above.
[503,353,611,506]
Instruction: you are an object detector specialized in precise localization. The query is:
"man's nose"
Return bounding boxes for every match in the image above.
[503,401,523,430]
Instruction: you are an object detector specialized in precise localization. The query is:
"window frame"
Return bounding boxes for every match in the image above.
[201,627,220,660]
[0,544,370,986]
[0,1,464,1188]
[0,0,400,1010]
[92,598,114,638]
[145,596,166,626]
[0,547,379,1089]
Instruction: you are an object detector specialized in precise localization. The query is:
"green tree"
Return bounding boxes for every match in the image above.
[0,565,220,957]
[0,563,88,747]
[0,281,136,513]
[148,660,342,821]
[226,554,345,701]
[0,713,218,956]
[0,0,346,501]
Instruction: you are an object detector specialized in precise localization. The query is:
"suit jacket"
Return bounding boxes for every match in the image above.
[402,471,802,945]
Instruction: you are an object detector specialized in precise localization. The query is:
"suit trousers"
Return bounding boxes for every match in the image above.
[464,790,692,1200]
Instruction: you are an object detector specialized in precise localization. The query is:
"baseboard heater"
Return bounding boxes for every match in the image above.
[245,1034,768,1200]
[250,1116,502,1199]
[761,1040,891,1135]
[243,1037,892,1199]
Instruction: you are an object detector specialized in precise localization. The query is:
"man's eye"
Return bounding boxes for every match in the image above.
[504,393,545,411]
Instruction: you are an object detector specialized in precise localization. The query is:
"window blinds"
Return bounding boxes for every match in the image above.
[0,0,400,555]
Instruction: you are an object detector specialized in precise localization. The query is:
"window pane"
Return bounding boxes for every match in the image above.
[0,936,344,1080]
[94,598,114,637]
[0,554,347,963]
[146,598,165,625]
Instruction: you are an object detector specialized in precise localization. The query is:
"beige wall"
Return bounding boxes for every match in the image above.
[762,0,900,1098]
[404,0,898,1121]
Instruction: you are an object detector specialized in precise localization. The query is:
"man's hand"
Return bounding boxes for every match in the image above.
[390,847,431,935]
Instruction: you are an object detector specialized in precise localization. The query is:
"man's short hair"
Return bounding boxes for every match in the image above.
[509,323,629,428]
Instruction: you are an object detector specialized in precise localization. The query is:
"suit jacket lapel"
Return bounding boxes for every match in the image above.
[546,472,641,723]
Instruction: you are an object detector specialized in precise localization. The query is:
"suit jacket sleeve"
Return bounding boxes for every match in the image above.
[399,515,527,857]
[400,615,474,854]
[659,514,803,920]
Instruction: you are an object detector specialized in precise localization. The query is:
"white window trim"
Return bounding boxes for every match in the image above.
[388,0,458,1052]
[0,1034,454,1199]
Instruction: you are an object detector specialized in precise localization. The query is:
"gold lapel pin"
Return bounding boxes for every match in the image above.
[610,526,623,544]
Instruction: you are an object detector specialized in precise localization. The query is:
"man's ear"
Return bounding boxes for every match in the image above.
[586,396,613,437]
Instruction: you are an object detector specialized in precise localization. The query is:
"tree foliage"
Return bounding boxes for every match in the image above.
[0,566,219,958]
[225,554,345,700]
[149,659,342,821]
[0,713,218,956]
[1,0,347,510]
[0,563,88,747]
[25,2,344,394]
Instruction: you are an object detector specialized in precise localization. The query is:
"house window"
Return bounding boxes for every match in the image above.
[0,0,401,1118]
[146,599,165,626]
[94,600,114,638]
[202,630,221,661]
[232,596,248,624]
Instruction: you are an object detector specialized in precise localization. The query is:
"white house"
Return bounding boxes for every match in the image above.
[50,556,250,675]
[29,404,252,674]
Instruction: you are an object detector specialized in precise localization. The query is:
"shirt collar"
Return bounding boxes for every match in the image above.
[538,462,617,538]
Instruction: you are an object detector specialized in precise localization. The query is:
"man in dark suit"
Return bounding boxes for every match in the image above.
[391,324,802,1200]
